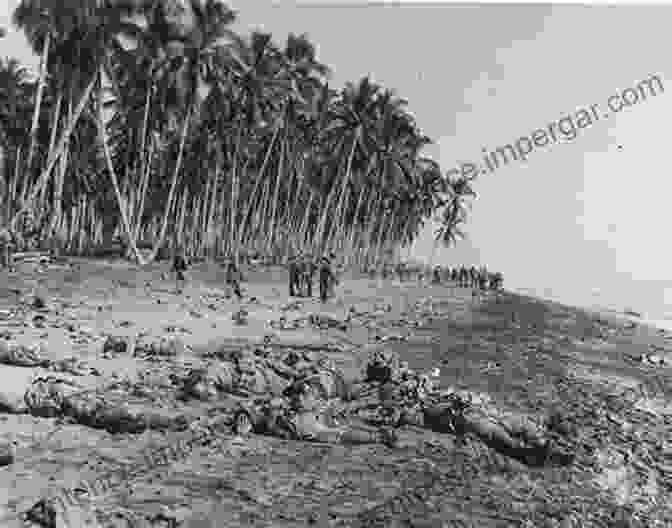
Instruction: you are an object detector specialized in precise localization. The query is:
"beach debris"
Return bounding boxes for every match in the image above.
[281,300,304,312]
[0,341,49,367]
[24,498,57,528]
[102,335,128,356]
[232,308,248,325]
[134,335,187,358]
[364,346,400,383]
[25,375,83,418]
[308,313,348,331]
[177,364,236,401]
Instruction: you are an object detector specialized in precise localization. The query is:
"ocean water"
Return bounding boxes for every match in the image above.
[510,284,672,332]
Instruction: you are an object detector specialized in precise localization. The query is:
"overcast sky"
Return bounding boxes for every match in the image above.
[2,2,671,317]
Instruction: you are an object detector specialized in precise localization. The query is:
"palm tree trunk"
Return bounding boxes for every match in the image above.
[265,133,285,254]
[51,90,71,246]
[238,123,280,246]
[8,146,21,222]
[98,86,146,266]
[131,138,154,247]
[11,74,97,232]
[25,31,50,177]
[176,189,188,249]
[325,130,359,252]
[229,124,244,263]
[40,92,63,208]
[345,186,366,266]
[129,87,152,240]
[248,178,270,247]
[146,105,192,263]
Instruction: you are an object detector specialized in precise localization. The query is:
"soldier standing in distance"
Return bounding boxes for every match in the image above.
[171,247,188,294]
[319,256,336,303]
[226,259,244,300]
[303,254,315,298]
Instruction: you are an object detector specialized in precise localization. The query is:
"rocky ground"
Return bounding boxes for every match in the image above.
[0,256,670,527]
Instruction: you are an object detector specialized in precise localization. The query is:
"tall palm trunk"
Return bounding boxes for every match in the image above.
[249,178,270,247]
[265,132,285,254]
[131,138,154,247]
[41,92,63,208]
[345,186,366,266]
[238,122,280,246]
[229,124,244,263]
[175,189,188,249]
[325,129,359,252]
[25,32,50,176]
[147,105,192,263]
[98,81,146,266]
[7,146,20,223]
[11,75,97,232]
[129,87,153,245]
[51,89,71,246]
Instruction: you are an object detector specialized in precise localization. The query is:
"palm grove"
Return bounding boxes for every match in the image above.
[0,0,476,268]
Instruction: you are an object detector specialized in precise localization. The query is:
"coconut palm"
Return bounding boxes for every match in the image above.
[313,76,381,254]
[430,171,476,267]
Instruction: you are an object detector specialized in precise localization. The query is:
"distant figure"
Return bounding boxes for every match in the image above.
[381,264,389,280]
[319,257,337,303]
[432,266,441,284]
[171,249,188,294]
[396,262,404,282]
[469,266,478,288]
[288,255,299,297]
[490,271,503,291]
[226,260,244,300]
[302,254,315,297]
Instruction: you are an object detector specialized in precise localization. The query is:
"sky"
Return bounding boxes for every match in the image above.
[2,1,672,319]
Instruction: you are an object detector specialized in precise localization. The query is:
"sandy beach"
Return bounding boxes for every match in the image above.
[0,257,670,527]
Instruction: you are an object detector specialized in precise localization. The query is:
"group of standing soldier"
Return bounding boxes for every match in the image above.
[431,264,503,290]
[288,253,338,303]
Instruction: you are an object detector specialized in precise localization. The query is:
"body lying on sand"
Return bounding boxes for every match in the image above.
[0,336,574,469]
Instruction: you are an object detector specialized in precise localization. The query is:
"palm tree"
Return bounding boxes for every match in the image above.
[5,1,463,265]
[10,0,139,236]
[100,0,240,264]
[430,172,476,267]
[0,58,34,222]
[314,76,380,254]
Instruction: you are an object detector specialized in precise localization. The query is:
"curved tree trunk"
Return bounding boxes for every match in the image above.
[229,123,243,264]
[11,75,97,233]
[325,129,359,253]
[25,32,50,177]
[129,88,153,247]
[98,81,147,266]
[130,138,154,248]
[265,132,285,255]
[238,122,280,246]
[41,91,63,212]
[146,105,192,263]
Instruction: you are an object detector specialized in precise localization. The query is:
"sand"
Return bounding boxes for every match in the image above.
[0,257,670,527]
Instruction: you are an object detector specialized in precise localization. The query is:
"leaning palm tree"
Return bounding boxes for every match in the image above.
[9,1,139,237]
[430,171,476,268]
[314,76,381,254]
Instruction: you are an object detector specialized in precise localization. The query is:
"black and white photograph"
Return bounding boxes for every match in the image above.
[0,1,670,526]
